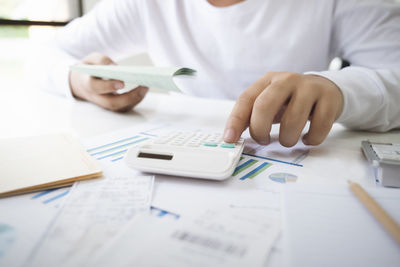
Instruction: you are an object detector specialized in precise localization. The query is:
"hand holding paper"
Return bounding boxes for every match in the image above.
[70,63,196,92]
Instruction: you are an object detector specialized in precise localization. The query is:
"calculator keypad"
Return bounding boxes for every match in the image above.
[153,132,241,148]
[372,144,400,161]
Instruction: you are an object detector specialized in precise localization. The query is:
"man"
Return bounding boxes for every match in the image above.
[38,0,400,147]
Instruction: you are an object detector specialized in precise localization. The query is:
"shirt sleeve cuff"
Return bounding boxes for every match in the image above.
[304,67,384,126]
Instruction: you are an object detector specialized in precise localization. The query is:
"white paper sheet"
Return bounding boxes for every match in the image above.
[89,208,280,267]
[70,64,196,92]
[242,131,310,166]
[0,188,68,267]
[26,162,154,267]
[282,184,400,267]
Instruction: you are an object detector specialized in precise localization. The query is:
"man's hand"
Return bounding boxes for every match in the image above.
[223,72,344,147]
[69,52,148,112]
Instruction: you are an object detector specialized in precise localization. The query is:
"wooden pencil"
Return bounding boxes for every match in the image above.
[348,181,400,246]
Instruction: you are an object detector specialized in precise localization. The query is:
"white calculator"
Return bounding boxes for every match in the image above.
[125,131,245,180]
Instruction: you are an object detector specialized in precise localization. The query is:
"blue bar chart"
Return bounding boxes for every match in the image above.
[233,157,272,180]
[87,135,150,163]
[31,187,70,207]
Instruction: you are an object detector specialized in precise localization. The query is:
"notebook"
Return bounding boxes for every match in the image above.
[70,64,196,92]
[0,133,102,197]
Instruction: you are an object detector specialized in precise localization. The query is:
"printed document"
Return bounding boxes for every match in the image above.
[27,162,154,267]
[89,208,280,267]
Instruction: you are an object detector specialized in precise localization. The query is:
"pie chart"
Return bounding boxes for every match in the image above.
[269,173,298,183]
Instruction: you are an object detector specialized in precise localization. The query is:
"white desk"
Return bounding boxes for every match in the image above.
[1,80,400,266]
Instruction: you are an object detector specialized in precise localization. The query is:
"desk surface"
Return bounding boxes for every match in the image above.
[1,80,400,266]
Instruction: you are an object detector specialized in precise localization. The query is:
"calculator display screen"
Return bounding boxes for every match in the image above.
[138,152,173,160]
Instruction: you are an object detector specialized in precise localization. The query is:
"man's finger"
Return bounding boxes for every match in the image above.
[83,53,115,65]
[279,90,316,147]
[223,75,271,143]
[81,53,123,94]
[302,97,336,146]
[249,82,293,145]
[88,77,124,94]
[91,86,148,112]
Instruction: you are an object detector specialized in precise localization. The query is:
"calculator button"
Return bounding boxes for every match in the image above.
[171,139,187,145]
[187,142,201,147]
[203,142,218,147]
[220,143,235,149]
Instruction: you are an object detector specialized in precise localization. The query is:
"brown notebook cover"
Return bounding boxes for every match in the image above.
[0,133,102,197]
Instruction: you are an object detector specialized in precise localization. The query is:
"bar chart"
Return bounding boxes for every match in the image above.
[31,187,70,207]
[87,135,150,163]
[233,157,272,181]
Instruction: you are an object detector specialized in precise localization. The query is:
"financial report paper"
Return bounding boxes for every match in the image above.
[89,208,280,267]
[27,162,154,267]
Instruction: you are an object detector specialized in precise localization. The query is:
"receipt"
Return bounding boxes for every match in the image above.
[89,208,280,267]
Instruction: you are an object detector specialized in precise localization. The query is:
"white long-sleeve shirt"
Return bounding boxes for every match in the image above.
[37,0,400,131]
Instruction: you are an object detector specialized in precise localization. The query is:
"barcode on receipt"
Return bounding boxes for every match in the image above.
[171,230,247,257]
